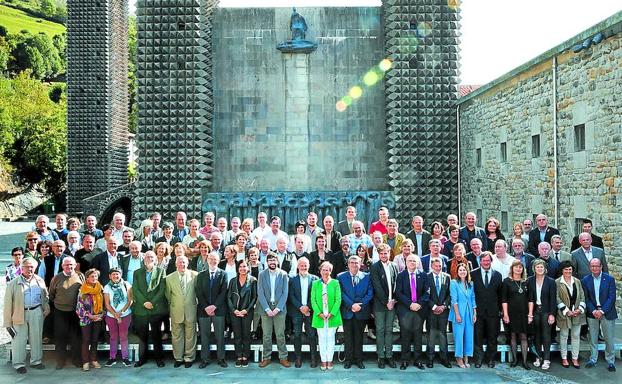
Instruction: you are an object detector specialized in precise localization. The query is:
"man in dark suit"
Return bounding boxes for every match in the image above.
[338,255,373,369]
[426,257,451,368]
[287,257,319,368]
[466,238,484,269]
[511,238,535,277]
[195,251,228,368]
[472,252,502,368]
[459,212,488,252]
[322,215,342,253]
[405,215,431,258]
[537,242,560,278]
[90,237,122,285]
[570,218,604,252]
[527,214,559,256]
[329,236,349,278]
[337,205,356,236]
[420,239,449,273]
[582,258,617,372]
[395,254,429,370]
[370,244,398,368]
[154,222,180,247]
[572,232,608,279]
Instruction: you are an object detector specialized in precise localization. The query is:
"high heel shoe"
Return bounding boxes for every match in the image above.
[561,359,569,368]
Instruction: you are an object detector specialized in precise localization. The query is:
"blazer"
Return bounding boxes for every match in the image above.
[582,272,618,320]
[3,274,50,327]
[257,268,289,313]
[326,250,347,278]
[287,273,319,317]
[427,271,451,313]
[131,267,168,317]
[542,256,561,279]
[90,251,122,285]
[324,231,343,253]
[43,254,65,286]
[405,229,432,257]
[308,250,334,277]
[548,250,574,271]
[571,246,608,279]
[527,226,560,256]
[195,268,228,317]
[527,275,557,316]
[310,278,343,328]
[154,235,180,247]
[471,267,502,317]
[120,254,144,281]
[448,280,476,323]
[395,269,430,317]
[227,275,257,313]
[420,254,449,273]
[514,253,536,277]
[570,233,603,252]
[382,233,406,258]
[555,276,586,328]
[165,270,198,324]
[337,270,373,320]
[370,260,398,312]
[458,226,488,252]
[336,220,353,236]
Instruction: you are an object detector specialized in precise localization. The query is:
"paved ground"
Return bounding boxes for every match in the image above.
[0,221,37,260]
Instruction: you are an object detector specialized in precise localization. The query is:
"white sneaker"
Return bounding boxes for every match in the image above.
[82,363,90,371]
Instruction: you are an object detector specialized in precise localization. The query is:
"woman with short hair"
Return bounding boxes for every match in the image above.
[76,269,104,371]
[311,261,342,370]
[103,267,133,367]
[555,260,585,369]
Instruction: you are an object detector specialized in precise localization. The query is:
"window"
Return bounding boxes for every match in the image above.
[575,218,586,236]
[476,148,482,167]
[574,124,585,151]
[501,211,509,232]
[531,134,540,158]
[500,142,507,162]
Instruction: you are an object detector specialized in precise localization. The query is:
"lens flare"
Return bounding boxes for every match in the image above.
[379,59,392,72]
[363,70,380,87]
[349,86,363,99]
[336,100,347,112]
[447,0,460,11]
[342,96,353,106]
[416,21,432,38]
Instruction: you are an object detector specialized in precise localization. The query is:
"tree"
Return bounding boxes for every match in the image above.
[39,0,56,17]
[128,16,137,133]
[23,46,46,79]
[0,37,10,73]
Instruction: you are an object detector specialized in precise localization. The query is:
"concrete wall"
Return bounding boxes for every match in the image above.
[211,7,387,192]
[458,14,622,308]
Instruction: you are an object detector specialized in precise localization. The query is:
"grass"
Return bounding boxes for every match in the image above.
[0,4,65,36]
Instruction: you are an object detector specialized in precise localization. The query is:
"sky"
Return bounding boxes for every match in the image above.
[129,0,621,85]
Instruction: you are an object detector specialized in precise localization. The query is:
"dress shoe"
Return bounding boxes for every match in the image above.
[475,362,482,368]
[343,361,352,369]
[184,362,193,368]
[426,362,434,368]
[259,359,271,368]
[174,361,183,368]
[414,362,425,370]
[16,367,27,374]
[279,359,291,368]
[585,360,596,369]
[356,361,365,369]
[386,359,397,368]
[400,361,408,370]
[310,359,318,368]
[327,362,334,370]
[241,358,249,367]
[295,359,302,368]
[487,361,496,368]
[55,362,64,370]
[199,360,209,369]
[156,360,165,368]
[133,360,144,368]
[521,361,530,370]
[218,359,228,368]
[378,359,385,369]
[31,363,45,370]
[608,364,616,372]
[441,360,452,368]
[510,361,518,368]
[571,360,580,369]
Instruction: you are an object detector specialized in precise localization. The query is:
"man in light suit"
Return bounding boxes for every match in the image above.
[370,244,398,368]
[582,258,617,372]
[426,257,452,368]
[257,253,290,368]
[548,235,574,268]
[195,251,228,368]
[165,255,199,368]
[572,232,608,279]
[337,205,356,236]
[287,257,319,368]
[527,214,559,256]
[338,255,373,369]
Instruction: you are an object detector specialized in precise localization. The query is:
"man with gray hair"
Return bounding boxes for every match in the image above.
[548,235,573,265]
[111,212,129,243]
[64,231,82,257]
[537,241,560,278]
[35,215,58,242]
[4,257,50,374]
[571,232,608,279]
[288,256,319,367]
[121,240,144,284]
[347,220,373,256]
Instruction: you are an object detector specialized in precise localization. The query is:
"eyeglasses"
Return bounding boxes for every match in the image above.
[27,238,38,241]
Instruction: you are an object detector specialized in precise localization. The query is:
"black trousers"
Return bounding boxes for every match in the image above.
[54,309,81,364]
[134,313,166,361]
[533,310,553,361]
[291,315,317,360]
[230,312,253,359]
[398,311,425,362]
[343,317,366,363]
[475,314,499,363]
[80,321,102,363]
[426,312,449,361]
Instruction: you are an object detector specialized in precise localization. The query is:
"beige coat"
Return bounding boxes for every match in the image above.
[3,275,50,327]
[165,270,198,324]
[555,276,586,329]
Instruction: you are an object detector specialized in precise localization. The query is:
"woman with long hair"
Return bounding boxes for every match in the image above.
[311,261,342,370]
[355,244,372,272]
[227,259,257,367]
[484,217,505,253]
[527,259,557,370]
[449,263,477,368]
[502,260,530,370]
[555,260,585,369]
[76,269,104,371]
[189,240,211,273]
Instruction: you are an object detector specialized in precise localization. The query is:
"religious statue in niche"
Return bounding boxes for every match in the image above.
[277,7,318,54]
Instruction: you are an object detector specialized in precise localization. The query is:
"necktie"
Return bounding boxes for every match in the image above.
[435,275,441,296]
[485,270,489,288]
[410,272,417,302]
[352,274,358,287]
[180,274,186,293]
[555,252,559,261]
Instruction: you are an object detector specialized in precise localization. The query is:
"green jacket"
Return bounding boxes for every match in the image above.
[310,278,342,328]
[132,266,168,317]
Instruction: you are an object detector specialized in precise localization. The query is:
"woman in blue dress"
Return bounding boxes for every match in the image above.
[449,262,477,368]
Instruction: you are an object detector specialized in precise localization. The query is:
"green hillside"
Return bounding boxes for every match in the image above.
[0,4,65,36]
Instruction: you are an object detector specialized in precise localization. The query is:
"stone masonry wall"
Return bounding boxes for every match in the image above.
[459,23,622,310]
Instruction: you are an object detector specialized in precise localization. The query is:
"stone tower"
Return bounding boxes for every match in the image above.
[383,0,460,224]
[66,0,130,214]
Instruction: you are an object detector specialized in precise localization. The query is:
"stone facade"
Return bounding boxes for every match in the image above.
[458,13,622,309]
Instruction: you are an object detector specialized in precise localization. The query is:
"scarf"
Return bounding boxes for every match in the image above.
[146,267,163,292]
[80,281,104,315]
[107,279,126,308]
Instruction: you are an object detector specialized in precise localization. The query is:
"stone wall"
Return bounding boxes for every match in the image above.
[458,14,622,309]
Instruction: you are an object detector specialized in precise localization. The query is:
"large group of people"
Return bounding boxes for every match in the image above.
[3,209,618,375]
